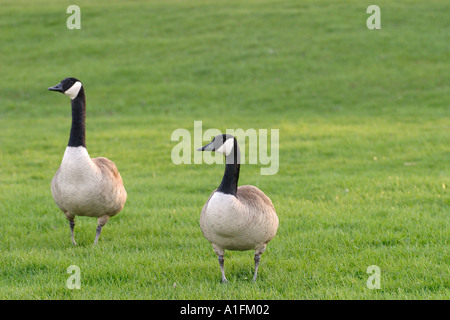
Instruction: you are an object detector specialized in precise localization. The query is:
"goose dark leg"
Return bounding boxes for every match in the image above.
[218,255,227,283]
[69,218,76,246]
[252,254,261,281]
[94,216,110,245]
[94,225,102,246]
[252,245,266,281]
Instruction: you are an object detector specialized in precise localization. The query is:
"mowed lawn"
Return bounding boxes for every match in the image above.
[0,0,448,299]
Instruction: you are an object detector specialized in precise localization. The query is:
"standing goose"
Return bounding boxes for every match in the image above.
[198,134,279,282]
[48,77,127,245]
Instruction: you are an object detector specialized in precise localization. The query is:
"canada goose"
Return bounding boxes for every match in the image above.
[198,134,279,282]
[48,77,127,245]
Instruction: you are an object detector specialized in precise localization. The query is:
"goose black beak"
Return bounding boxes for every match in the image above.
[198,141,215,152]
[48,83,64,92]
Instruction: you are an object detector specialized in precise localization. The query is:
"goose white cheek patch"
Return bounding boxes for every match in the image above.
[64,81,82,99]
[216,138,235,156]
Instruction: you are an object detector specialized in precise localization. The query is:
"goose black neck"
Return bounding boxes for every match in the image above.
[217,144,240,196]
[68,88,86,148]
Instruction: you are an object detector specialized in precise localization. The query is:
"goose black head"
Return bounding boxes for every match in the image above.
[48,77,83,99]
[198,134,237,156]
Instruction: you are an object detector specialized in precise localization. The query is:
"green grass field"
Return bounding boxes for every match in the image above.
[0,0,448,299]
